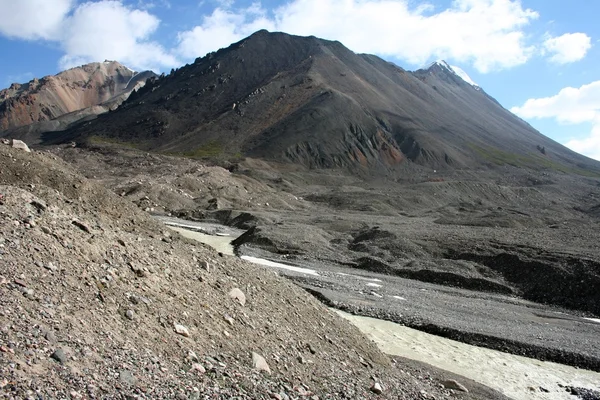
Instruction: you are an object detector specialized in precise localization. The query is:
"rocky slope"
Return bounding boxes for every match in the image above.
[0,61,155,137]
[0,144,511,398]
[45,30,600,176]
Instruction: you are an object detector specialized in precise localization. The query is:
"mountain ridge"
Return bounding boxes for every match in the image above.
[0,61,156,136]
[9,30,600,175]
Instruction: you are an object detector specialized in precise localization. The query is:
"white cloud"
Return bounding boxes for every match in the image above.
[59,1,179,71]
[511,81,600,160]
[175,0,540,72]
[543,32,592,64]
[177,6,275,58]
[0,0,179,72]
[0,0,74,40]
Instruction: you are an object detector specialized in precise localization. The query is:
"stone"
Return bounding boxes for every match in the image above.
[10,139,31,152]
[191,363,205,374]
[174,324,190,337]
[119,370,137,385]
[45,330,57,343]
[125,310,135,320]
[199,261,210,272]
[229,288,246,306]
[223,314,235,325]
[50,349,67,364]
[443,379,468,392]
[187,350,199,362]
[252,352,270,373]
[45,262,57,272]
[370,382,383,395]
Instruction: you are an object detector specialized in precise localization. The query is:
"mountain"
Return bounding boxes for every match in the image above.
[0,61,156,139]
[36,31,600,174]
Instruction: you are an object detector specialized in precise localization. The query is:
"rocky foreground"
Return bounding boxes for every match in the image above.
[0,144,511,399]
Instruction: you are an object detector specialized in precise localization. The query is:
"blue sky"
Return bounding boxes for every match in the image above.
[1,0,600,160]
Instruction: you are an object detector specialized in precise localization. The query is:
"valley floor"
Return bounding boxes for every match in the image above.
[164,218,600,400]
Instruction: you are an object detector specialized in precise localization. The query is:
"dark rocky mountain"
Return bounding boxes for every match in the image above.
[0,61,156,141]
[31,30,600,175]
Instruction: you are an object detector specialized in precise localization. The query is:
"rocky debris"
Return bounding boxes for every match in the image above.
[565,386,600,400]
[9,139,31,152]
[443,379,469,392]
[252,352,271,373]
[0,144,510,399]
[229,287,246,306]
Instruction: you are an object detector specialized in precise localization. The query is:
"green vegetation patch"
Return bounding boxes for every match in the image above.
[183,140,225,158]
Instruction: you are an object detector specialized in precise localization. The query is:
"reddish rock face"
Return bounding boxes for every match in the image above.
[0,61,138,130]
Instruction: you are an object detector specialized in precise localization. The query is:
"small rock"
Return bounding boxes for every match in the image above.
[45,331,57,343]
[14,278,27,287]
[174,324,190,337]
[229,288,246,306]
[125,310,135,320]
[443,379,468,392]
[252,352,270,373]
[370,382,383,395]
[10,139,31,152]
[269,393,283,400]
[199,261,210,272]
[50,349,67,364]
[72,220,91,233]
[45,262,58,272]
[191,363,205,374]
[187,350,199,362]
[119,370,137,386]
[223,314,235,325]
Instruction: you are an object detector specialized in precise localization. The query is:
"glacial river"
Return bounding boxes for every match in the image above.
[164,219,600,400]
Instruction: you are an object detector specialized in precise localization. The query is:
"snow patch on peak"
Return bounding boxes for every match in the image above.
[448,64,478,87]
[425,60,479,88]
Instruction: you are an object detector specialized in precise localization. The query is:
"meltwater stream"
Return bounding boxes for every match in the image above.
[163,218,600,400]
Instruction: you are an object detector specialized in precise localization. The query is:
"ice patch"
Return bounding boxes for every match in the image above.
[241,256,319,276]
[367,283,382,288]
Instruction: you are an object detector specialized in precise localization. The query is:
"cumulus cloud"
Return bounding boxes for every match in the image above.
[177,6,275,59]
[58,1,179,71]
[511,81,600,160]
[543,32,592,64]
[174,0,540,72]
[0,0,74,40]
[0,0,179,72]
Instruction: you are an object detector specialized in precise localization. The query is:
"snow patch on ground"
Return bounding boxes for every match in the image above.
[584,318,600,324]
[393,296,407,301]
[367,283,382,288]
[241,255,320,276]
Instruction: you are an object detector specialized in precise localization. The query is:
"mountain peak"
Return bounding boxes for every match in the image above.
[423,60,478,87]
